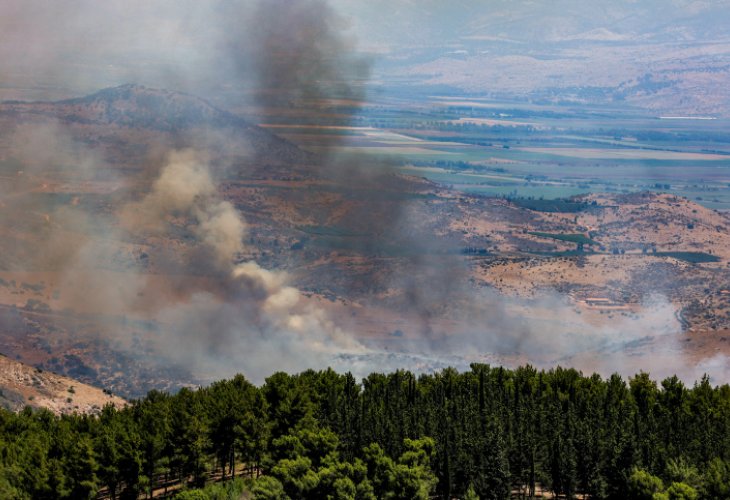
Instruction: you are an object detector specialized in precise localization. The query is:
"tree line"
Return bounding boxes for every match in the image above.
[0,364,729,499]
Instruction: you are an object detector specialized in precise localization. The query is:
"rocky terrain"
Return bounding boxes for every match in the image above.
[0,353,125,414]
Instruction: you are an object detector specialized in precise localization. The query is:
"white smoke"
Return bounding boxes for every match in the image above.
[120,149,366,381]
[121,150,245,266]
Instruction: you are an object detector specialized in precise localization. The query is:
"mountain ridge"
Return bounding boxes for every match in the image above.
[0,83,312,171]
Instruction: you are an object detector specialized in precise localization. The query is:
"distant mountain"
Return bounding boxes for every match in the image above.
[52,84,244,130]
[0,84,310,171]
[337,0,730,47]
[461,0,730,43]
[342,1,730,115]
[3,84,239,129]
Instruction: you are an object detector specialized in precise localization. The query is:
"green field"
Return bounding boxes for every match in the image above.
[653,251,720,263]
[528,232,599,246]
[510,198,593,212]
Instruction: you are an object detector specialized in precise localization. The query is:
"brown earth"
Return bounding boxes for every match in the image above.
[0,353,125,414]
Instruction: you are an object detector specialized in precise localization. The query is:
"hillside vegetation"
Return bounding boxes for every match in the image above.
[1,365,729,499]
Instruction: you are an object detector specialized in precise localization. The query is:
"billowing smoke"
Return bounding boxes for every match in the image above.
[243,0,370,109]
[0,1,371,106]
[118,150,365,379]
[0,0,387,387]
[121,150,245,267]
[342,288,730,385]
[6,124,718,386]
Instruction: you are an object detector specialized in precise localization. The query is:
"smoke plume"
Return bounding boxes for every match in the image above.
[121,150,245,267]
[118,150,366,379]
[244,0,371,109]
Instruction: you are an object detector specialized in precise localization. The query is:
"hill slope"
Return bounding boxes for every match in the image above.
[0,83,310,173]
[0,353,125,414]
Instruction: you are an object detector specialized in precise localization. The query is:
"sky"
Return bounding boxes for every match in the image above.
[3,0,730,100]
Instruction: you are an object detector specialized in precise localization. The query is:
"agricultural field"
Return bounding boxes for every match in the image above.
[250,91,730,210]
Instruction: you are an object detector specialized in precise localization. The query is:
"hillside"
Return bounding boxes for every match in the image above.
[338,0,730,45]
[0,353,125,414]
[0,83,310,174]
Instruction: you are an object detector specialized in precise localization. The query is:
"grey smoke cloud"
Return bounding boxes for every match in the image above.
[121,149,245,267]
[0,0,381,386]
[244,0,370,107]
[7,122,103,179]
[9,124,708,385]
[343,289,730,385]
[0,120,371,384]
[118,149,366,378]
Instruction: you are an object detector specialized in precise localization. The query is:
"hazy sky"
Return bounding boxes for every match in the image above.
[4,0,730,100]
[0,0,363,98]
[0,0,465,102]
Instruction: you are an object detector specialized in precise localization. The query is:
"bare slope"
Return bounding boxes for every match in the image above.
[0,353,125,414]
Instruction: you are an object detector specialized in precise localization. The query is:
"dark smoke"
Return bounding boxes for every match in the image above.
[226,0,456,322]
[245,0,371,109]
